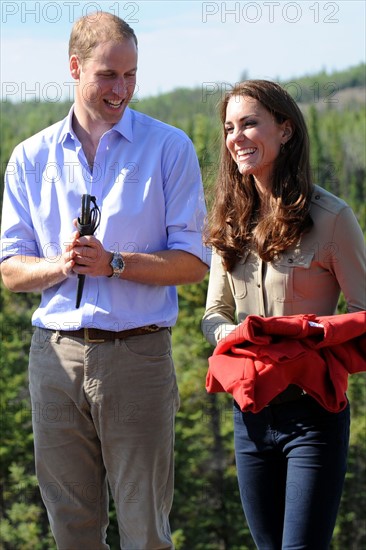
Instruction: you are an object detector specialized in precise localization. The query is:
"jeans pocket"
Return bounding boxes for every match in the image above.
[30,327,54,352]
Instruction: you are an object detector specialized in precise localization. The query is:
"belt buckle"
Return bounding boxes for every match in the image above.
[145,324,160,333]
[84,328,105,343]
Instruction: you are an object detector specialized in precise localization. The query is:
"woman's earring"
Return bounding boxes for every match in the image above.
[280,143,285,154]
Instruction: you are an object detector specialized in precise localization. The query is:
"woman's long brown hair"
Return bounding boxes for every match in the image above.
[206,80,313,272]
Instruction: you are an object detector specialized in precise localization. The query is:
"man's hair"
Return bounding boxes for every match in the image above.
[69,11,137,64]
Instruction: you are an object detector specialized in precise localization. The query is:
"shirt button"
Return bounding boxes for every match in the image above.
[315,194,320,200]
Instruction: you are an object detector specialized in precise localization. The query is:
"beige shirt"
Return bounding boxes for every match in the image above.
[202,185,366,346]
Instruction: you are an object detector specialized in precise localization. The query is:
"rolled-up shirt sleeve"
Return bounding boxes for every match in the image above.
[1,149,40,261]
[163,135,211,267]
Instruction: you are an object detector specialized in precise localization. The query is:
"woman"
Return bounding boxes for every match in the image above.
[201,80,365,549]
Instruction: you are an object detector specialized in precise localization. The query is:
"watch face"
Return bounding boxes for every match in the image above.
[108,252,125,278]
[111,253,125,276]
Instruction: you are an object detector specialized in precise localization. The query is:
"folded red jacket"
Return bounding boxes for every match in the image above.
[206,312,366,413]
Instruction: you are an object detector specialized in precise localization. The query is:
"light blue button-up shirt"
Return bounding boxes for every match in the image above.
[1,106,210,330]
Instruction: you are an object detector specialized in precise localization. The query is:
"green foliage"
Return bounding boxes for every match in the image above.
[304,102,366,227]
[279,63,366,104]
[0,289,55,548]
[171,279,253,549]
[0,464,55,549]
[1,65,365,548]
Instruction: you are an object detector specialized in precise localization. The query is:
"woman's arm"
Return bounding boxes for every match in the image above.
[202,248,237,346]
[331,206,366,312]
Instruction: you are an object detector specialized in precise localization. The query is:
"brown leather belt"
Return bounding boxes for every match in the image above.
[268,384,306,406]
[55,325,166,343]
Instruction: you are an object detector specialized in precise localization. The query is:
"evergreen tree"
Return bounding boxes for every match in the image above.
[1,66,365,548]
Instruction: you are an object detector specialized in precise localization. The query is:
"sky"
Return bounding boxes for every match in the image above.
[1,0,365,102]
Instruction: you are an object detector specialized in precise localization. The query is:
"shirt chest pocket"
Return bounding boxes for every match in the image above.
[269,251,314,303]
[228,252,256,299]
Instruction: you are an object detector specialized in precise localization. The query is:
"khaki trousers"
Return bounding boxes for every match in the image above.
[29,327,179,550]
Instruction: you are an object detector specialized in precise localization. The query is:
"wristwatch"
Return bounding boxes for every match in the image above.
[108,252,125,278]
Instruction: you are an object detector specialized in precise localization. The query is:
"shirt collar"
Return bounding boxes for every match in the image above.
[59,105,133,145]
[57,106,76,145]
[113,107,133,142]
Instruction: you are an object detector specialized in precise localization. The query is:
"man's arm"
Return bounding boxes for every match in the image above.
[0,238,77,293]
[119,249,208,285]
[1,234,208,293]
[72,234,208,285]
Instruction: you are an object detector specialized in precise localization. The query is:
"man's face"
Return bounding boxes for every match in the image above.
[70,38,138,127]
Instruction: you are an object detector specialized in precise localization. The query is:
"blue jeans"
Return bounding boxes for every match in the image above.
[233,395,350,550]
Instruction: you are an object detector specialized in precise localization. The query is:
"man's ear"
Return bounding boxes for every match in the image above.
[70,55,81,81]
[281,120,294,144]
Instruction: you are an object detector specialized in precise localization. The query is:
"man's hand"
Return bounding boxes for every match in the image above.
[72,235,112,277]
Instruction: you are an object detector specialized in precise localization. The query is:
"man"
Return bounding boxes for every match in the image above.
[1,12,209,549]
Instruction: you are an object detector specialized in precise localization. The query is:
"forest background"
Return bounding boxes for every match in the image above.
[0,63,365,549]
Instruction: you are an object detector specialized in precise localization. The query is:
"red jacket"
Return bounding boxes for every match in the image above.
[206,312,366,413]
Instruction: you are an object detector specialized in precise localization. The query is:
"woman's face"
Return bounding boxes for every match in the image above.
[224,94,292,191]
